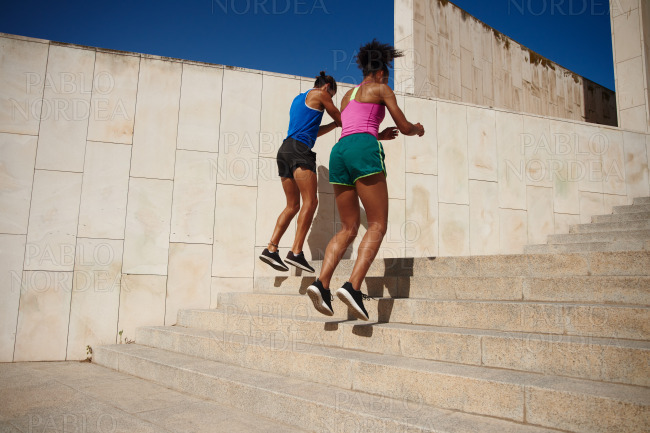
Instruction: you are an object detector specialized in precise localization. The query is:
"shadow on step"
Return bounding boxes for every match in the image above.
[382,256,418,298]
[322,320,379,337]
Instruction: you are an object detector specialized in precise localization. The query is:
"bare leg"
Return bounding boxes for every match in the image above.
[318,184,360,289]
[348,173,388,290]
[291,166,318,254]
[268,177,300,252]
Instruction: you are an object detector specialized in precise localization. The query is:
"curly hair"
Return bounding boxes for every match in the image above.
[314,71,337,93]
[355,39,404,77]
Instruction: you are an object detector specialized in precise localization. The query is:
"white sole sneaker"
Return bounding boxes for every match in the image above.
[306,285,334,316]
[285,258,314,272]
[335,288,369,321]
[259,254,288,271]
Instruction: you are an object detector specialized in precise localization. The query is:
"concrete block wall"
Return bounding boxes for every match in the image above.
[611,0,650,133]
[1,33,649,361]
[395,0,618,127]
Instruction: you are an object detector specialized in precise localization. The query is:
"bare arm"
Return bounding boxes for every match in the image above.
[380,84,424,136]
[320,92,342,128]
[317,122,337,137]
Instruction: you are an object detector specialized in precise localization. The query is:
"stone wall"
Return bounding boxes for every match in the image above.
[611,0,650,133]
[1,33,648,361]
[395,0,617,126]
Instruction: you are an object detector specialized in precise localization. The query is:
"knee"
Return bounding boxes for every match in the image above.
[287,203,300,217]
[368,221,387,237]
[304,198,318,213]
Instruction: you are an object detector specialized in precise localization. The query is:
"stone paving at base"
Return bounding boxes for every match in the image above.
[0,361,307,433]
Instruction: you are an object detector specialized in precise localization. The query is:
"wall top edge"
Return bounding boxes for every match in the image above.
[423,1,613,92]
[400,91,634,134]
[2,32,628,132]
[0,32,343,85]
[0,32,50,44]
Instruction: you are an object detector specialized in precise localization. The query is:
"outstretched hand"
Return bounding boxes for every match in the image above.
[378,126,399,141]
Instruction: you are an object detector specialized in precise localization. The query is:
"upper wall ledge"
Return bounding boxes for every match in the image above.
[1,32,639,135]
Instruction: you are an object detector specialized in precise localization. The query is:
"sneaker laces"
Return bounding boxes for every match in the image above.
[360,292,374,301]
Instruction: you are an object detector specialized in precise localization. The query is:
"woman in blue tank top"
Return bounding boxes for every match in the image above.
[259,71,342,273]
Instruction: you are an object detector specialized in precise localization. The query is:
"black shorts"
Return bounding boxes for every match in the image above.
[277,137,317,178]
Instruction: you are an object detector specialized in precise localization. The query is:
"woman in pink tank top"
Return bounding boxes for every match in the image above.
[306,40,426,321]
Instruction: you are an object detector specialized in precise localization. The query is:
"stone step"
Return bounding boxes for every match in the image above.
[177,309,650,386]
[547,230,650,245]
[634,197,650,205]
[217,292,650,340]
[252,275,650,305]
[613,204,650,214]
[592,211,650,224]
[301,251,650,278]
[128,326,650,433]
[93,344,563,433]
[569,220,650,234]
[524,241,649,254]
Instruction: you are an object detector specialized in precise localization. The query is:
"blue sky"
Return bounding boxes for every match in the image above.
[0,0,614,90]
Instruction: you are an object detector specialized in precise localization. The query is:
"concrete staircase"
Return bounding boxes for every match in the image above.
[525,196,650,254]
[94,202,650,433]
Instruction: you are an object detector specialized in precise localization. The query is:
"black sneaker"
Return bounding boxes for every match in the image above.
[285,251,315,273]
[259,248,289,271]
[336,282,370,321]
[306,279,334,316]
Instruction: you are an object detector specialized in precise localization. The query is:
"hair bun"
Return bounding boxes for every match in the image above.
[319,71,326,77]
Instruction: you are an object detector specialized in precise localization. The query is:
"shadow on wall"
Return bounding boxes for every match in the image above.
[306,165,368,260]
[584,79,617,127]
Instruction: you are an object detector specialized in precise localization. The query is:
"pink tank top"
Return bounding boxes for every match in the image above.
[340,83,385,139]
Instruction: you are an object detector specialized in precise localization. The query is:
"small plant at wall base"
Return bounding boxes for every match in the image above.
[81,345,93,363]
[118,330,135,344]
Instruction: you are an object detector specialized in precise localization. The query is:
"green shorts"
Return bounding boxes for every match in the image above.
[329,133,386,186]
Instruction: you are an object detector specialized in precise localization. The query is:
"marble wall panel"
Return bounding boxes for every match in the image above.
[439,202,470,256]
[86,52,139,144]
[0,36,48,135]
[14,271,72,361]
[469,180,500,255]
[35,45,95,172]
[623,131,650,199]
[118,274,167,342]
[24,170,82,271]
[0,133,37,234]
[467,106,497,182]
[259,74,300,158]
[405,97,437,175]
[437,102,468,204]
[170,150,218,244]
[122,178,173,275]
[213,184,257,277]
[496,111,526,209]
[526,186,554,245]
[176,64,223,153]
[67,238,122,360]
[130,58,182,179]
[0,234,26,361]
[77,141,131,239]
[579,191,605,224]
[550,120,579,215]
[406,173,439,257]
[217,70,262,186]
[165,243,212,325]
[499,208,528,253]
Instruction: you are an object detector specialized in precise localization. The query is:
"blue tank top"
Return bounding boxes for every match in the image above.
[286,89,324,149]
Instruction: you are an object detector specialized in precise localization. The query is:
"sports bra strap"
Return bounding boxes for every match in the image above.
[350,86,360,101]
